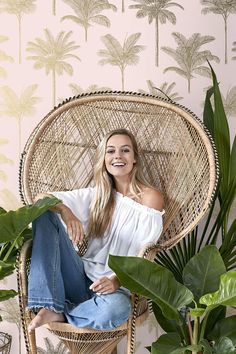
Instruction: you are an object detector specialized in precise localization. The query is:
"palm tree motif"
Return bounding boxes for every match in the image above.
[0,298,22,354]
[129,0,184,66]
[139,80,183,101]
[52,0,56,15]
[37,337,70,354]
[0,85,40,156]
[201,0,236,64]
[122,0,125,12]
[98,33,144,90]
[27,29,80,107]
[232,40,236,60]
[162,32,220,93]
[222,86,236,118]
[61,0,117,42]
[69,83,112,95]
[0,35,13,77]
[0,139,13,182]
[0,0,36,64]
[0,189,21,210]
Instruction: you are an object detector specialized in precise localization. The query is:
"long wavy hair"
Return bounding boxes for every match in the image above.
[87,128,152,238]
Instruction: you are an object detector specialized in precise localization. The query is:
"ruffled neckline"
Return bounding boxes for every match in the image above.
[115,191,165,216]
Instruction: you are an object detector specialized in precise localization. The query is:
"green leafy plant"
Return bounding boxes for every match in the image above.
[156,63,236,283]
[109,245,236,353]
[0,197,60,306]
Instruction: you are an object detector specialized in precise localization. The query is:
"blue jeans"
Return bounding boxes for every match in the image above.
[28,211,131,330]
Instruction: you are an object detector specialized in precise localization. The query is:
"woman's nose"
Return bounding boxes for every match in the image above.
[114,151,121,159]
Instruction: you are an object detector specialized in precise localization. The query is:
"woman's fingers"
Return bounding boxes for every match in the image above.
[90,277,116,294]
[67,220,84,245]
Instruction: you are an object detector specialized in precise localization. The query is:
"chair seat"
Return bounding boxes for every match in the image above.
[44,296,149,354]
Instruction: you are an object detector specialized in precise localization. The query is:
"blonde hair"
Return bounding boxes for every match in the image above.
[87,128,152,238]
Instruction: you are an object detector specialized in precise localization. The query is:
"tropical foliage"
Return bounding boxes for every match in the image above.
[69,83,111,95]
[0,139,13,182]
[98,32,144,90]
[129,0,184,66]
[0,197,60,303]
[0,85,40,155]
[139,80,183,101]
[223,86,236,118]
[201,0,236,64]
[162,32,220,93]
[37,337,70,354]
[0,35,13,77]
[0,298,22,354]
[27,29,80,107]
[109,246,236,354]
[233,41,236,60]
[61,0,117,42]
[0,0,36,64]
[156,63,236,281]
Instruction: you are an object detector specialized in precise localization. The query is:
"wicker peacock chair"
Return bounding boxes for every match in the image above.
[17,92,218,354]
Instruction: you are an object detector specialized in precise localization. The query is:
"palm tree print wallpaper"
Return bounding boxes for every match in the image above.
[0,0,235,353]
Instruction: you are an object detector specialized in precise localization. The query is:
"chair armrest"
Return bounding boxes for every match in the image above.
[137,242,166,260]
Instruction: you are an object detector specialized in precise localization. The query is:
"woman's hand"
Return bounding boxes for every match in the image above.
[34,193,84,246]
[90,275,120,294]
[60,206,84,246]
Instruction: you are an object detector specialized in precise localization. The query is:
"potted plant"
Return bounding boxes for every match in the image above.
[109,245,236,353]
[0,197,59,353]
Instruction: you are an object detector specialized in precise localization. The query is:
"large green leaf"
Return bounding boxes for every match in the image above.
[0,207,6,215]
[0,260,15,280]
[183,245,226,302]
[151,333,201,354]
[209,62,230,199]
[208,315,236,345]
[213,337,236,354]
[0,289,17,302]
[229,135,236,184]
[203,85,214,137]
[200,272,236,308]
[109,255,193,322]
[152,301,187,340]
[0,197,60,243]
[202,306,226,338]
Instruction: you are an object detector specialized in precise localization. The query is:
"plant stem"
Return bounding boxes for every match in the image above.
[199,311,210,341]
[192,317,199,354]
[187,315,193,344]
[3,238,18,262]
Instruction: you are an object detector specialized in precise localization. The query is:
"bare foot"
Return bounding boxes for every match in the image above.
[28,308,64,333]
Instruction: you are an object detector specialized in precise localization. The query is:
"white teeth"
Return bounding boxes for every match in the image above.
[112,163,125,167]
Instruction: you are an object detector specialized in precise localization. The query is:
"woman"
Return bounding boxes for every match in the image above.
[28,128,164,332]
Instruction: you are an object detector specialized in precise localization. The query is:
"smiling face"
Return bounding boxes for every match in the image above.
[105,134,136,180]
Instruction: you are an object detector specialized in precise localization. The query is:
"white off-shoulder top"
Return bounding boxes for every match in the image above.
[51,188,164,282]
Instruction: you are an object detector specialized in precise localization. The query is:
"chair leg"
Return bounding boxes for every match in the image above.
[28,331,37,354]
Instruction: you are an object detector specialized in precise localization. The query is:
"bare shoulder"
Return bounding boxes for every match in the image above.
[141,187,164,211]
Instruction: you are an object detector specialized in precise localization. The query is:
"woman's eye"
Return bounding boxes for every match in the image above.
[122,149,130,153]
[106,150,115,154]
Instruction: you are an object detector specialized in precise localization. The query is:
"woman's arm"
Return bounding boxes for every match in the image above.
[34,192,85,246]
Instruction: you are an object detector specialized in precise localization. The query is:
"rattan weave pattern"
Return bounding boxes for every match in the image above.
[19,92,218,249]
[17,91,218,354]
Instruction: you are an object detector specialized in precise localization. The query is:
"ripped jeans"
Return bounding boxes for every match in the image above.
[28,211,131,330]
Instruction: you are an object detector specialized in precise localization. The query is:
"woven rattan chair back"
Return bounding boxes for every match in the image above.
[18,92,218,354]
